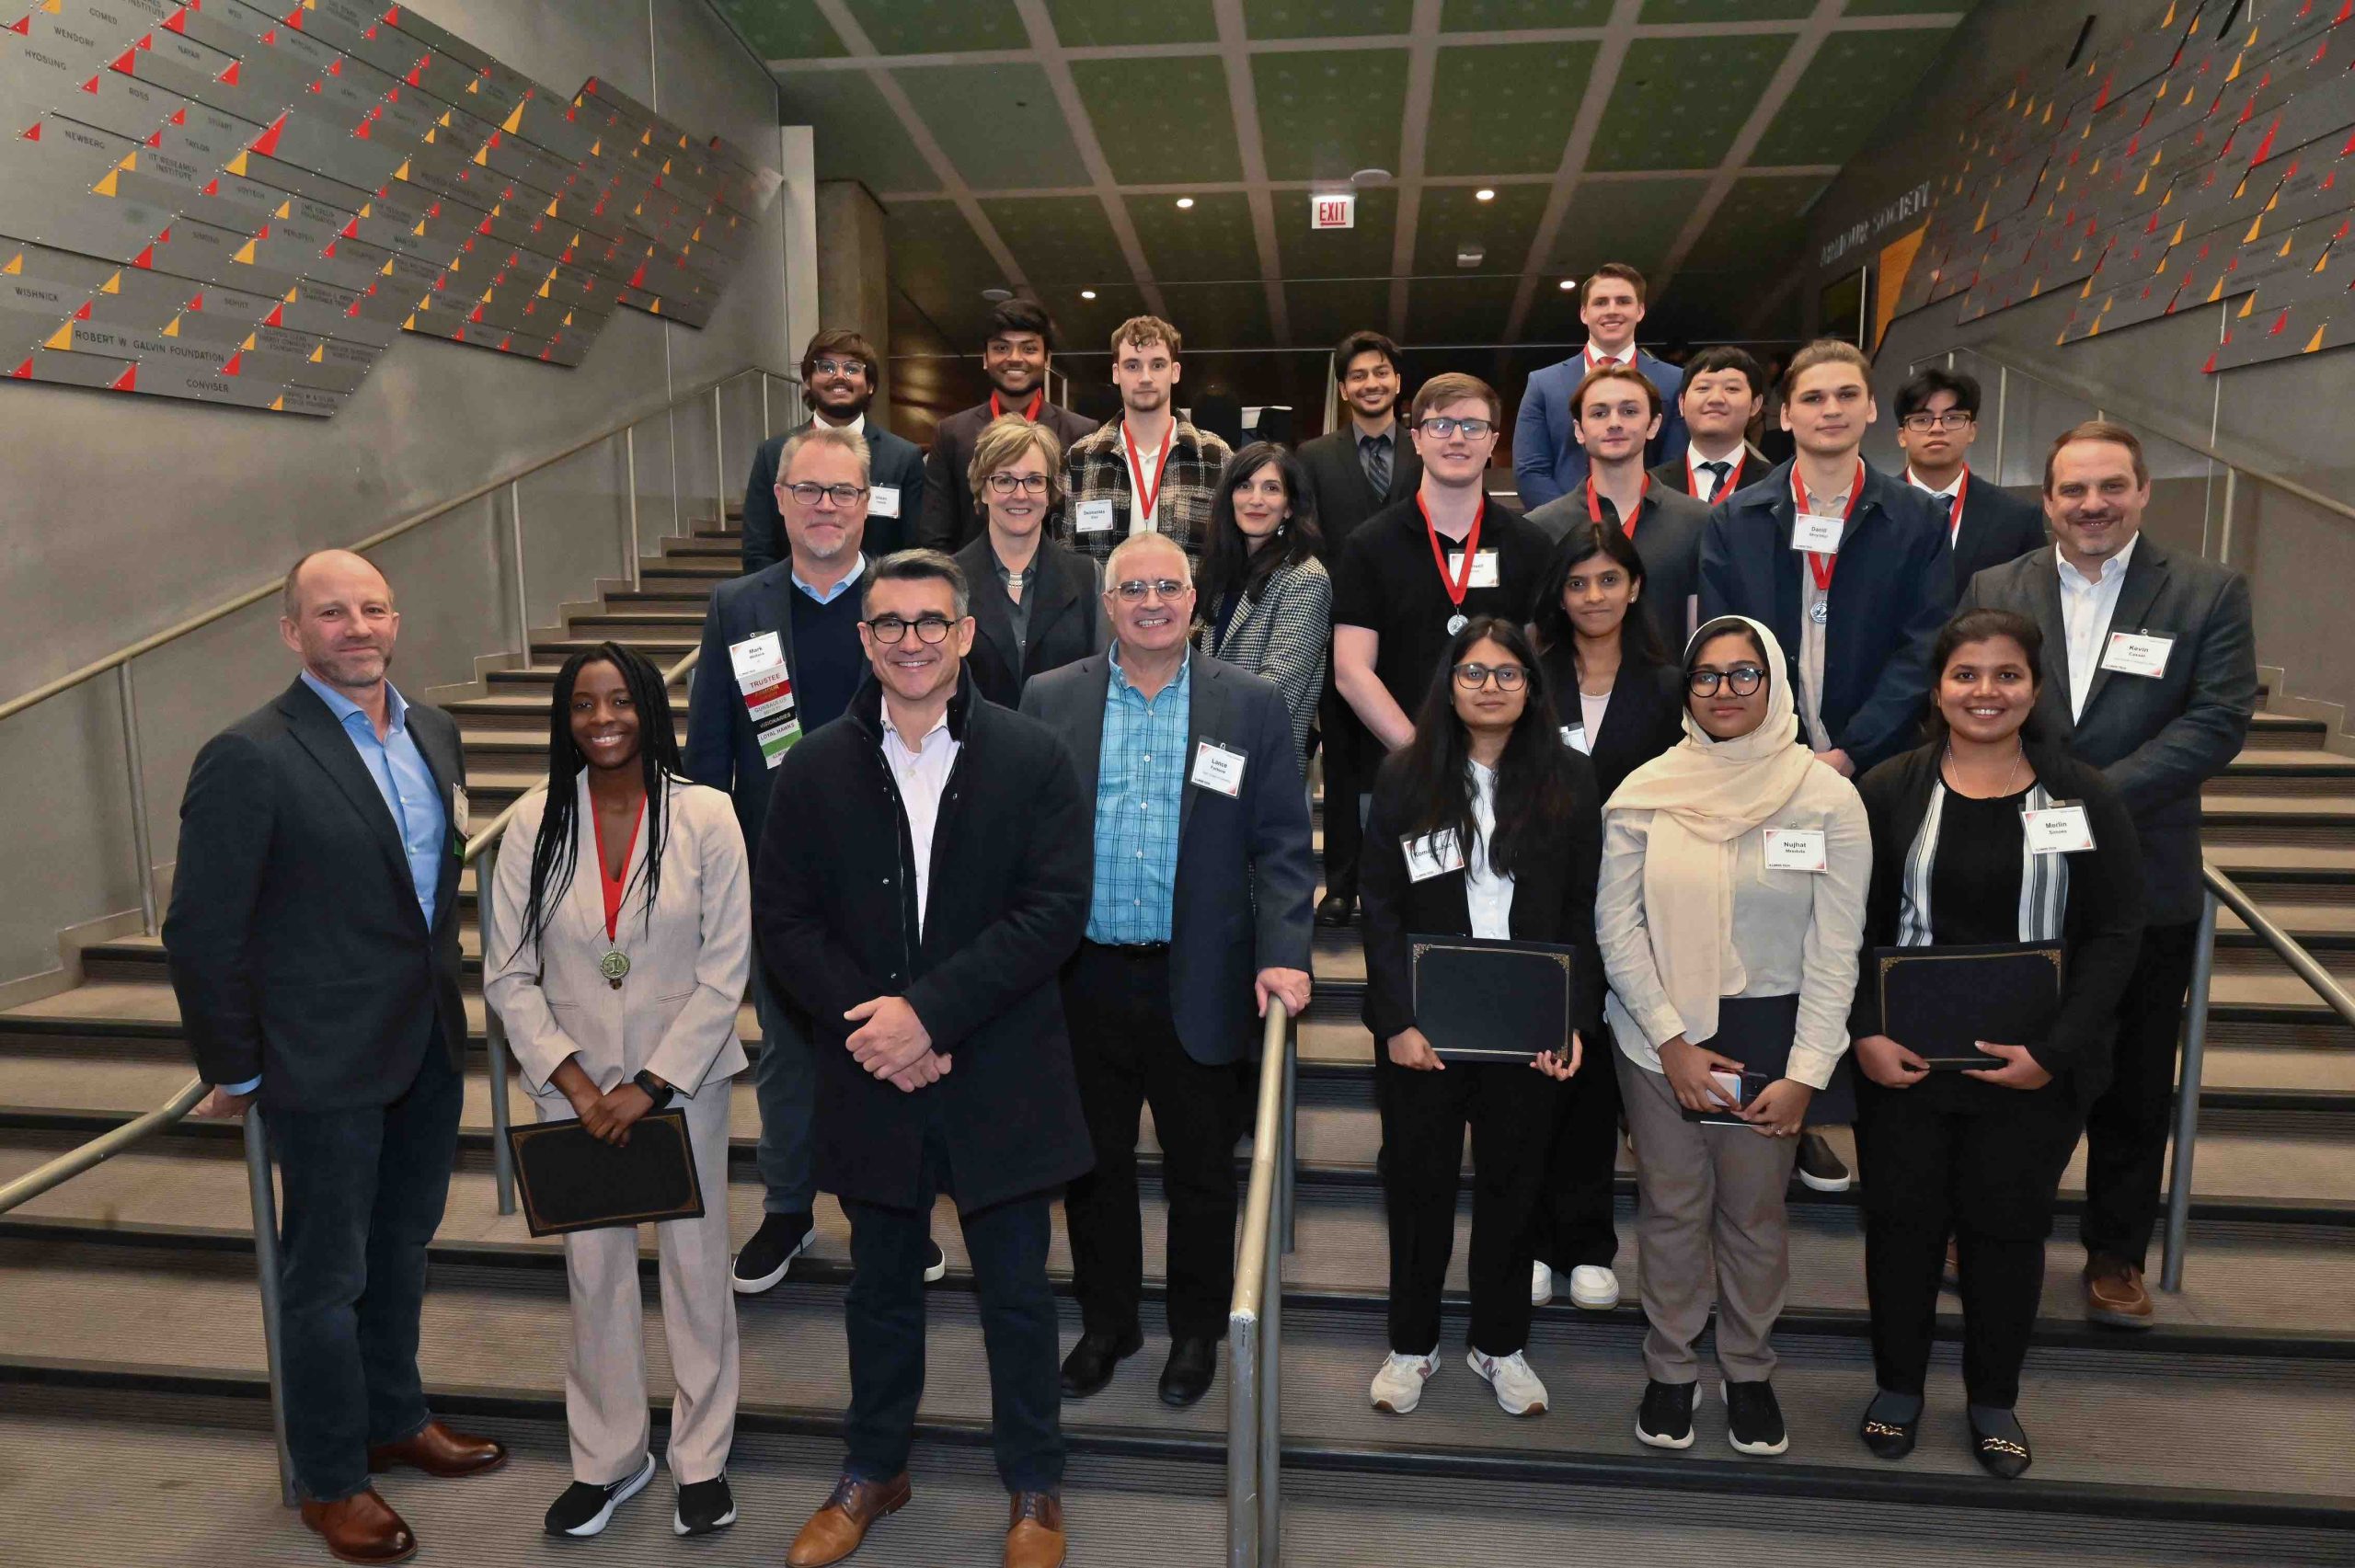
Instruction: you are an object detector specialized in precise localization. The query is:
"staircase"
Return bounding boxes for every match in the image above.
[2,517,2353,1563]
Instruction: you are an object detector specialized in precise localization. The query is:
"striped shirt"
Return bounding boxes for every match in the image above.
[1086,651,1189,944]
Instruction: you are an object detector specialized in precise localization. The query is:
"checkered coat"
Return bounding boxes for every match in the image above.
[1057,417,1233,564]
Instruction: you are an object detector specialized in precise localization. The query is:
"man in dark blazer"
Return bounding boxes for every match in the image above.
[1894,365,2047,594]
[1511,263,1687,508]
[1294,330,1422,924]
[1960,421,2257,1330]
[164,549,503,1564]
[1022,532,1316,1411]
[756,551,1092,1568]
[1650,345,1771,504]
[916,298,1099,552]
[744,328,925,573]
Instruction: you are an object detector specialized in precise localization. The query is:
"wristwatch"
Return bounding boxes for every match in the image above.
[631,1070,675,1110]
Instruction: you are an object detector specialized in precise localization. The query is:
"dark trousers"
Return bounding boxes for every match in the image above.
[266,1041,463,1502]
[1376,1050,1556,1357]
[1534,1034,1623,1271]
[2080,920,2200,1269]
[1062,942,1246,1344]
[843,1128,1063,1493]
[1854,1072,2081,1409]
[1318,684,1364,903]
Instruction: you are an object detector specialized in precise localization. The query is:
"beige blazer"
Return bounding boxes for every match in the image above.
[485,773,751,1098]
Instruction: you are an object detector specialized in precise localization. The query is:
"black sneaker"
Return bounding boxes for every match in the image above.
[674,1471,737,1537]
[546,1453,655,1537]
[1794,1132,1853,1193]
[1724,1379,1790,1456]
[731,1212,814,1295]
[1635,1379,1697,1449]
[922,1237,947,1284]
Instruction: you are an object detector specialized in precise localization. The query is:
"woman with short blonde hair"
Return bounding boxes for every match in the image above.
[958,414,1104,707]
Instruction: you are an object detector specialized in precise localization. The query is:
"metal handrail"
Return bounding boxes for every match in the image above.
[0,1076,208,1216]
[1227,1001,1294,1568]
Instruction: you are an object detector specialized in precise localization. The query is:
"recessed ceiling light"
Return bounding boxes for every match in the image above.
[1080,289,1097,300]
[1175,197,1195,209]
[982,287,1013,302]
[1350,167,1391,186]
[1558,278,1577,291]
[1474,188,1496,201]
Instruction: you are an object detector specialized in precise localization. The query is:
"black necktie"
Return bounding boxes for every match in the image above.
[1362,436,1391,496]
[1700,460,1731,499]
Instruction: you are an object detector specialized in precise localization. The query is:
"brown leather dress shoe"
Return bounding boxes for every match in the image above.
[299,1488,417,1565]
[2084,1255,2154,1328]
[1005,1491,1066,1568]
[787,1473,912,1568]
[365,1419,509,1478]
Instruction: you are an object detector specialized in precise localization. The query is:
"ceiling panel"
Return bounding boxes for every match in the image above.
[1588,35,1793,172]
[778,70,938,193]
[1040,282,1155,356]
[1847,0,1971,12]
[894,64,1095,189]
[1253,50,1411,183]
[1412,183,1549,275]
[1518,277,1599,343]
[1550,176,1710,276]
[885,200,1006,343]
[1128,191,1264,281]
[1286,278,1397,349]
[1043,0,1220,46]
[715,0,846,58]
[1155,280,1275,347]
[839,0,1028,52]
[982,196,1133,287]
[1072,54,1245,184]
[1274,186,1401,279]
[1405,274,1522,345]
[1442,0,1612,27]
[1751,29,1951,166]
[1681,171,1827,273]
[1427,42,1600,177]
[1638,0,1810,20]
[1242,0,1415,39]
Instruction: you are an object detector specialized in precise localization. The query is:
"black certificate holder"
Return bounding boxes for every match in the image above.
[1680,993,1858,1126]
[1408,935,1578,1063]
[506,1108,706,1238]
[1877,941,2065,1070]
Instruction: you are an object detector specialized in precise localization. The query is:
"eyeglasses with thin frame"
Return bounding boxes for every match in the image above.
[985,471,1051,497]
[1687,665,1767,696]
[865,613,957,645]
[1453,662,1527,691]
[809,358,868,380]
[1901,410,1973,431]
[1419,416,1496,440]
[1112,578,1190,602]
[785,481,868,508]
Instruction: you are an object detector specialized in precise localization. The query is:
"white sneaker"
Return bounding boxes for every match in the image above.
[1370,1350,1441,1414]
[1568,1265,1621,1310]
[1531,1260,1555,1306]
[1467,1349,1549,1416]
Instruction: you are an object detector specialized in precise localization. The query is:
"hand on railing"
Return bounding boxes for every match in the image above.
[1255,967,1310,1018]
[191,1084,256,1119]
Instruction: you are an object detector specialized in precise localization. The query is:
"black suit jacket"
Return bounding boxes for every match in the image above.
[916,400,1100,551]
[953,533,1105,709]
[162,679,467,1110]
[1649,442,1768,503]
[742,420,925,575]
[1934,469,2049,597]
[1523,482,1710,654]
[1295,423,1422,560]
[1539,644,1686,804]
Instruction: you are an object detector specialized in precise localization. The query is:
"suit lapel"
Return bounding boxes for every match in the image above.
[1071,656,1112,804]
[1024,548,1085,670]
[1180,651,1227,843]
[279,681,420,917]
[408,707,465,932]
[2080,542,2171,720]
[1591,658,1648,759]
[2020,553,2078,743]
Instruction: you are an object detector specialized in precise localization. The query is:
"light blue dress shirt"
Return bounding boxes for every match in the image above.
[792,554,865,604]
[1086,651,1189,945]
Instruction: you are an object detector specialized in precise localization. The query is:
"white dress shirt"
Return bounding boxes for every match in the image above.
[1585,343,1636,369]
[2057,532,2141,721]
[1465,760,1515,939]
[1906,466,1965,543]
[1687,439,1746,501]
[880,707,961,931]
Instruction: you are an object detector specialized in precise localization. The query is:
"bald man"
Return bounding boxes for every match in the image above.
[164,549,505,1564]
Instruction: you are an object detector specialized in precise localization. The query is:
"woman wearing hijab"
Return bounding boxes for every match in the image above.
[1596,614,1870,1459]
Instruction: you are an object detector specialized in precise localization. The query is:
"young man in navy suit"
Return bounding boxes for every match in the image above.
[1512,263,1687,509]
[1894,366,2048,595]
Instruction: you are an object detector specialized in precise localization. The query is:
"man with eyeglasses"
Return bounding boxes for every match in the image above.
[1894,367,2048,595]
[1021,532,1315,1413]
[743,330,926,574]
[918,299,1098,552]
[1059,315,1233,565]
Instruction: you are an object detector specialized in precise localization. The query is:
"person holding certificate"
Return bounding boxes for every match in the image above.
[1358,616,1600,1420]
[486,643,751,1539]
[1847,608,2144,1478]
[1595,614,1869,1458]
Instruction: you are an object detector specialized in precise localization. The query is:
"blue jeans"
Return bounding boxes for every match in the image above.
[264,1042,462,1502]
[751,967,817,1216]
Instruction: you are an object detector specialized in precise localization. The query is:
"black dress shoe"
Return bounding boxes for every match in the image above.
[1158,1336,1218,1408]
[1970,1407,2034,1480]
[1059,1328,1142,1399]
[1315,893,1354,926]
[1858,1391,1922,1460]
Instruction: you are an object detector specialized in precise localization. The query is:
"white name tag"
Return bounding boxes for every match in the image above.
[1763,828,1828,872]
[450,783,470,837]
[1561,724,1591,756]
[1448,549,1501,589]
[1189,739,1247,797]
[2022,803,2096,853]
[1789,514,1845,554]
[1403,830,1467,882]
[2100,631,2173,678]
[1075,498,1117,534]
[869,484,902,519]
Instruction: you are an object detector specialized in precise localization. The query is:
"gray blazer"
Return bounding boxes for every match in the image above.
[1194,555,1331,774]
[1960,538,2257,924]
[1021,649,1317,1065]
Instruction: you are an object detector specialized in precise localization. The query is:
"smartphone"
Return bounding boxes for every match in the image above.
[1708,1070,1744,1111]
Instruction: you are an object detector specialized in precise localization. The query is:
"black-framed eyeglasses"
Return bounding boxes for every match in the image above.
[1112,578,1189,602]
[1687,665,1767,696]
[785,481,868,507]
[985,472,1051,497]
[866,613,957,645]
[1901,410,1973,431]
[1453,662,1527,691]
[1419,416,1495,439]
[810,358,868,379]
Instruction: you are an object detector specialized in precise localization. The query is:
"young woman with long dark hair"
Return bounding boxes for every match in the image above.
[1193,441,1331,773]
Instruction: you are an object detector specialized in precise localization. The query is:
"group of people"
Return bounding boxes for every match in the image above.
[155,258,2257,1568]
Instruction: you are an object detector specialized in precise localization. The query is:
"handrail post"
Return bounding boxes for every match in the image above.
[1226,1309,1259,1568]
[2160,887,2220,1293]
[2218,465,2238,567]
[509,480,531,658]
[625,425,643,590]
[1279,1024,1296,1256]
[761,372,773,439]
[713,386,728,532]
[1991,363,2008,486]
[1259,1187,1281,1566]
[116,661,157,935]
[244,1106,298,1508]
[477,841,517,1217]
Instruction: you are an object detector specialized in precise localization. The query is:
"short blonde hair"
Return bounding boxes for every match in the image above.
[968,414,1067,509]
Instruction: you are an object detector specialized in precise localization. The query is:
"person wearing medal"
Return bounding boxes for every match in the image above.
[486,643,750,1539]
[918,298,1098,552]
[1650,347,1771,505]
[1058,315,1233,567]
[1893,366,2049,596]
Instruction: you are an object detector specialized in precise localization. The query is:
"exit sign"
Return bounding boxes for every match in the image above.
[1312,192,1356,230]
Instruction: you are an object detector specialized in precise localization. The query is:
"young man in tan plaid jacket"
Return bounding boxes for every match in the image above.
[1058,315,1234,565]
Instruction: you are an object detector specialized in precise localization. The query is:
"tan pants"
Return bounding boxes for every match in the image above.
[1614,1050,1798,1385]
[534,1077,740,1485]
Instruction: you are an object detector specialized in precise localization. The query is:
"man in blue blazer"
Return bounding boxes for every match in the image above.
[742,329,925,572]
[1512,263,1687,509]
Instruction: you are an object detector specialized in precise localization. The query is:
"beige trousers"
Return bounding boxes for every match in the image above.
[1614,1049,1798,1385]
[534,1077,740,1485]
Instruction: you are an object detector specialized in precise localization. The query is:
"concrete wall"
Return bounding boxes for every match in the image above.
[0,0,799,989]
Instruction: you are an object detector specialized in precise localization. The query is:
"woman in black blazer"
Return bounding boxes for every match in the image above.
[1359,616,1602,1422]
[1848,608,2144,1479]
[952,414,1105,708]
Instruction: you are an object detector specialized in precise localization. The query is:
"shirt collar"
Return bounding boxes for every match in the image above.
[883,707,952,754]
[1359,426,1394,450]
[813,410,867,437]
[1586,343,1636,367]
[1109,645,1191,699]
[1906,465,1962,500]
[300,670,408,734]
[2057,531,2139,590]
[793,554,866,604]
[1687,437,1744,467]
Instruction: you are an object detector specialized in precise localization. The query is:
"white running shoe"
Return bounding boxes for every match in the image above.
[1370,1350,1442,1414]
[1568,1265,1621,1310]
[1530,1260,1555,1306]
[1467,1349,1550,1416]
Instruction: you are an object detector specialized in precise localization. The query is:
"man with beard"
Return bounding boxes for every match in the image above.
[1059,315,1233,566]
[918,300,1098,552]
[745,330,926,572]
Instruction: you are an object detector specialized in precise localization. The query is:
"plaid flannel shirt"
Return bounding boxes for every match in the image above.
[1057,417,1233,565]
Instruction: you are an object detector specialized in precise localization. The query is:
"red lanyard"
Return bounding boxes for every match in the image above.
[1122,418,1176,527]
[1586,472,1648,535]
[1792,460,1866,592]
[1687,449,1744,499]
[990,389,1044,422]
[592,796,646,943]
[1418,492,1487,609]
[1941,466,1970,538]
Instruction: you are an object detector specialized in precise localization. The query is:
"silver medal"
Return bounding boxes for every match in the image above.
[1809,600,1830,625]
[598,949,630,990]
[1446,613,1467,635]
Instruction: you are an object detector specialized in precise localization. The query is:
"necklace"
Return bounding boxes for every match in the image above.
[1942,738,2027,800]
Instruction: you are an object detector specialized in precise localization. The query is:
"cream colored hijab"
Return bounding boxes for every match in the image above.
[1606,615,1819,1047]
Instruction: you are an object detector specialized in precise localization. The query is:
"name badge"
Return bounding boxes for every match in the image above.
[1789,514,1844,554]
[450,783,471,837]
[1403,830,1466,883]
[1561,724,1591,756]
[1190,739,1247,797]
[1075,498,1117,534]
[1763,828,1828,873]
[1448,548,1501,589]
[869,484,902,519]
[2022,803,2096,853]
[2100,631,2173,679]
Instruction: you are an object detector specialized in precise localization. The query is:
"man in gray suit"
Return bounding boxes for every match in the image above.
[1021,532,1316,1410]
[1960,420,2257,1328]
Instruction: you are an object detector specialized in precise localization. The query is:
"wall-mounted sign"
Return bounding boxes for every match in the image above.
[1312,192,1356,231]
[1820,181,1932,269]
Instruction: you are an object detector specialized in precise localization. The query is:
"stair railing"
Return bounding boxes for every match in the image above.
[1227,999,1297,1568]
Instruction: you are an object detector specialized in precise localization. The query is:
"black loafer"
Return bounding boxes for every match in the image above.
[1059,1328,1142,1399]
[1158,1336,1219,1408]
[1858,1392,1921,1460]
[1970,1409,2033,1480]
[1315,893,1353,926]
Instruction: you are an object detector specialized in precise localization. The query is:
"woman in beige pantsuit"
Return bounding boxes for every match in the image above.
[486,642,750,1541]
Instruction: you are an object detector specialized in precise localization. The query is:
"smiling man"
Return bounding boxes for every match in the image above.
[1652,346,1770,503]
[1513,263,1688,508]
[919,300,1099,552]
[744,330,926,574]
[1060,315,1233,565]
[1893,366,2048,594]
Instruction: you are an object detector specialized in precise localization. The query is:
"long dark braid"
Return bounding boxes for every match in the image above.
[511,643,684,961]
